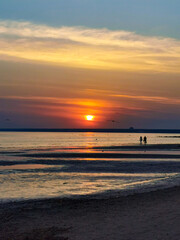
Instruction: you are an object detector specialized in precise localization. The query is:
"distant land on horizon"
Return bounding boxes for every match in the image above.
[0,128,180,133]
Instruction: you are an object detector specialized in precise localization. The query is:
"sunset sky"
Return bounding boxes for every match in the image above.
[0,0,180,128]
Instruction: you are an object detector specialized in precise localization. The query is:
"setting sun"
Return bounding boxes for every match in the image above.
[85,115,94,121]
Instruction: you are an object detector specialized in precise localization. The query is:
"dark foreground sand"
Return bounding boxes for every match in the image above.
[0,186,180,240]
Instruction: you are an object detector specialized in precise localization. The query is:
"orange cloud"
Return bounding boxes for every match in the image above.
[0,20,180,73]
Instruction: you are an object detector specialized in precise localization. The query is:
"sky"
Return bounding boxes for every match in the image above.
[0,0,180,129]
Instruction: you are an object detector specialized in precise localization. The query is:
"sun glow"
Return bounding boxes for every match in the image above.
[85,115,94,121]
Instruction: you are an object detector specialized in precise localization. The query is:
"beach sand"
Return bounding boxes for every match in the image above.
[0,186,180,240]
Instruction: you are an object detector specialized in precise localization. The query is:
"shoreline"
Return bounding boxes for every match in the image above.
[1,176,180,206]
[0,184,180,208]
[1,185,180,240]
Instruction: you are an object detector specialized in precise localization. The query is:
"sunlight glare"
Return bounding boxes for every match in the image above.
[85,115,94,121]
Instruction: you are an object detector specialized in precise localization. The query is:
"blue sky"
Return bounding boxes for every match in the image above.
[0,0,180,38]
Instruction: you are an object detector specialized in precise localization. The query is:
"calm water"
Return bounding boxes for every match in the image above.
[0,132,180,202]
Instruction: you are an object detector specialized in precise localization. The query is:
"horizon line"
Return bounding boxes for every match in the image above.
[0,128,180,133]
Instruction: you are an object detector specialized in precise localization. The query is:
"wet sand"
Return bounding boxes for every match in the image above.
[1,186,180,240]
[11,143,180,159]
[21,152,180,159]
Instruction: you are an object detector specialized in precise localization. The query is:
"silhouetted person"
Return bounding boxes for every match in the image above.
[139,136,143,144]
[143,136,147,144]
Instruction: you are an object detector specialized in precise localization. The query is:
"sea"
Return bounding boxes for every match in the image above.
[0,132,180,203]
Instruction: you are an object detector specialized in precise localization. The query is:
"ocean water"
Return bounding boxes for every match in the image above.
[0,132,180,202]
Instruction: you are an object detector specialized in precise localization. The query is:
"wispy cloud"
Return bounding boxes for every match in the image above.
[0,95,146,119]
[83,88,180,106]
[0,95,112,118]
[111,94,180,105]
[0,20,180,72]
[0,95,109,109]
